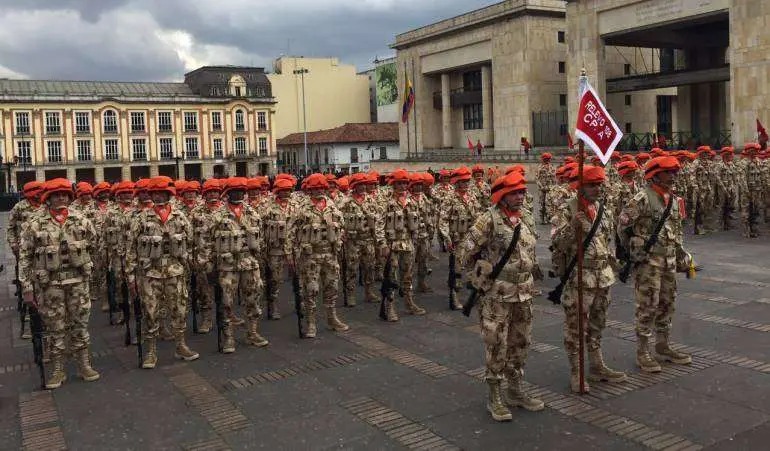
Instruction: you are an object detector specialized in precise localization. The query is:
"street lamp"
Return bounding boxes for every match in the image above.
[292,67,309,174]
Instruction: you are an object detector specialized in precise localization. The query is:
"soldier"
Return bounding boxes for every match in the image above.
[615,161,642,220]
[715,147,739,231]
[126,176,199,367]
[379,169,427,321]
[618,156,694,373]
[691,147,716,234]
[102,181,135,321]
[457,172,543,422]
[19,178,100,389]
[536,153,556,224]
[247,177,270,209]
[189,179,223,332]
[338,173,384,305]
[286,174,350,337]
[408,173,434,293]
[741,143,765,238]
[178,180,201,215]
[439,167,482,310]
[552,166,626,393]
[198,177,270,351]
[262,176,296,318]
[471,165,491,210]
[72,182,93,210]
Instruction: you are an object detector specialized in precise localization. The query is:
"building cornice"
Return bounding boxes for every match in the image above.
[0,95,277,105]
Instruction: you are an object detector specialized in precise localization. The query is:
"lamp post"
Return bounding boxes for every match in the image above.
[174,149,182,180]
[293,68,309,175]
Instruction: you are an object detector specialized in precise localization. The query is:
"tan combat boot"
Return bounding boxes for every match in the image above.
[198,310,212,334]
[449,290,463,311]
[222,326,236,353]
[568,353,590,393]
[636,336,662,373]
[142,338,158,369]
[385,300,399,322]
[416,279,433,293]
[344,292,357,308]
[486,380,513,422]
[101,300,109,312]
[45,356,66,390]
[655,333,692,364]
[404,293,426,315]
[43,338,51,364]
[76,349,101,382]
[505,372,544,412]
[174,335,200,361]
[229,312,246,327]
[326,307,350,332]
[246,320,269,347]
[305,307,317,338]
[267,300,282,320]
[588,348,627,383]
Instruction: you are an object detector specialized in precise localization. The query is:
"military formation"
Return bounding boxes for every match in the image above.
[6,144,770,422]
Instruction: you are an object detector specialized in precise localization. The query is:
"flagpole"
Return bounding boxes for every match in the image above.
[576,67,588,395]
[412,59,419,157]
[404,60,411,159]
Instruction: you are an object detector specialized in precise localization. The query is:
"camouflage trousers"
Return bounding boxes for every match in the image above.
[195,269,213,313]
[90,262,107,305]
[266,254,287,305]
[39,281,92,359]
[696,190,717,229]
[300,252,339,309]
[634,264,677,339]
[139,276,188,339]
[219,270,263,326]
[480,298,532,382]
[344,240,377,302]
[385,249,414,303]
[561,285,611,354]
[740,194,764,236]
[413,237,431,284]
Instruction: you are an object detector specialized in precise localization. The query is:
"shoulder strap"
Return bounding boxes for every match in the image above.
[640,193,674,256]
[487,221,522,283]
[559,201,606,284]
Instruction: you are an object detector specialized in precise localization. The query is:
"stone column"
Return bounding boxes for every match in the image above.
[149,163,159,177]
[441,73,452,148]
[481,65,493,146]
[94,166,104,182]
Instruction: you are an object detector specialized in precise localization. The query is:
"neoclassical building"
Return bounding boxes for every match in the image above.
[0,66,276,189]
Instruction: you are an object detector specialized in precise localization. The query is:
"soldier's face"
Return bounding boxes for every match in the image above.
[501,190,526,210]
[654,171,677,189]
[365,184,376,193]
[118,192,133,203]
[582,183,601,202]
[722,154,733,163]
[152,191,171,205]
[455,180,470,192]
[247,189,260,198]
[183,191,198,200]
[410,183,424,194]
[48,192,71,209]
[276,189,290,200]
[393,181,408,193]
[96,192,109,202]
[228,189,245,203]
[138,191,151,203]
[473,173,482,181]
[79,193,92,202]
[354,184,367,195]
[204,191,220,202]
[308,188,324,199]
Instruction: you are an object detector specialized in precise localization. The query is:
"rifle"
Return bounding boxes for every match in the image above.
[379,250,400,321]
[463,223,521,317]
[132,283,143,368]
[190,272,199,333]
[29,305,46,390]
[548,202,606,304]
[292,267,304,338]
[264,262,273,318]
[121,277,131,346]
[693,197,701,235]
[107,268,118,325]
[448,252,461,310]
[540,190,548,224]
[619,196,674,283]
[213,273,224,352]
[14,258,28,338]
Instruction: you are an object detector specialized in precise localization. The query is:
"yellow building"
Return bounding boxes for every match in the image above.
[0,66,276,190]
[267,57,371,140]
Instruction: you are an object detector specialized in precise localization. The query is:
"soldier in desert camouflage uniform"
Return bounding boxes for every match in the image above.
[471,165,491,210]
[408,173,434,293]
[189,179,224,332]
[740,143,766,238]
[261,176,296,318]
[102,181,135,323]
[691,147,717,234]
[457,172,544,422]
[20,178,100,389]
[715,147,739,231]
[552,166,626,393]
[536,153,556,224]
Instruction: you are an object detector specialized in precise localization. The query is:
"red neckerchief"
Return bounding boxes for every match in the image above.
[228,203,243,219]
[153,204,171,224]
[352,193,366,204]
[395,192,407,208]
[499,206,521,226]
[206,200,221,210]
[311,197,327,212]
[50,208,69,224]
[580,198,597,221]
[410,192,422,201]
[119,202,131,211]
[651,184,671,206]
[29,200,41,209]
[96,200,107,211]
[329,191,338,200]
[624,178,635,188]
[249,197,261,208]
[275,197,288,208]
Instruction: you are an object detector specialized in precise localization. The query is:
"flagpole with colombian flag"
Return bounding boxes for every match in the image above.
[401,61,415,158]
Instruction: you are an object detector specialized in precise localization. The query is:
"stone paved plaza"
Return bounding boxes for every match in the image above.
[2,210,770,450]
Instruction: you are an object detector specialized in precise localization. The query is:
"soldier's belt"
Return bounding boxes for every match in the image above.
[498,269,531,283]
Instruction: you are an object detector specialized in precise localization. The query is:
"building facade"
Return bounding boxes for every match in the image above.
[267,57,371,141]
[0,66,276,191]
[391,0,672,156]
[276,122,399,175]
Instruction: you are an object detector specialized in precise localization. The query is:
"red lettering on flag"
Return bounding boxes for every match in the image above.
[574,79,623,165]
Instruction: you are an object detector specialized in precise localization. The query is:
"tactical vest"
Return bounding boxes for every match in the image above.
[297,212,337,253]
[384,201,418,241]
[136,218,187,268]
[213,216,261,270]
[629,187,682,260]
[32,216,91,282]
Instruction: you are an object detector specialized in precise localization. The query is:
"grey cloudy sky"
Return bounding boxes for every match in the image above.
[0,0,496,81]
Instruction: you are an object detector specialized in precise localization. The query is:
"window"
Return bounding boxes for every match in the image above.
[103,110,118,134]
[105,139,119,160]
[75,112,91,134]
[259,137,268,156]
[45,112,61,135]
[257,112,267,130]
[130,112,146,133]
[379,146,387,160]
[235,87,242,97]
[350,147,359,163]
[77,140,92,161]
[558,30,565,43]
[463,104,483,130]
[159,138,174,160]
[463,70,482,91]
[158,111,173,133]
[15,112,30,135]
[625,123,632,133]
[213,138,223,159]
[324,148,329,165]
[185,137,199,159]
[234,137,247,155]
[132,138,147,160]
[184,111,198,132]
[234,110,245,131]
[625,95,632,106]
[47,141,62,163]
[211,111,222,131]
[17,141,32,163]
[624,64,631,75]
[559,94,567,107]
[558,61,566,73]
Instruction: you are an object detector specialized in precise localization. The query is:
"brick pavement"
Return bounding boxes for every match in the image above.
[2,210,770,450]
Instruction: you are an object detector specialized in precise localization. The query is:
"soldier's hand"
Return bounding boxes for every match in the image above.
[23,291,37,309]
[572,211,588,229]
[532,265,545,281]
[446,242,455,252]
[286,257,295,271]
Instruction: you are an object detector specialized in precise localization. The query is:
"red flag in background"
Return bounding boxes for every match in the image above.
[757,118,769,142]
[467,137,475,154]
[574,75,623,165]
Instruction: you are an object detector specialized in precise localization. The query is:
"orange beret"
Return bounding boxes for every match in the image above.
[114,180,135,196]
[491,172,527,205]
[93,182,111,196]
[617,161,639,177]
[202,179,222,194]
[645,156,681,180]
[272,178,294,193]
[541,152,552,161]
[451,166,472,184]
[304,173,329,190]
[23,180,45,196]
[75,181,93,197]
[148,176,176,196]
[388,169,410,185]
[471,164,484,174]
[41,178,74,202]
[223,177,248,193]
[569,165,605,189]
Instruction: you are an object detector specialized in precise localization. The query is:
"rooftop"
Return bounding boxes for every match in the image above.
[0,79,193,97]
[277,122,398,146]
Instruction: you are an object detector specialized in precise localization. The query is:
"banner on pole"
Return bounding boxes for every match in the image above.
[574,76,622,165]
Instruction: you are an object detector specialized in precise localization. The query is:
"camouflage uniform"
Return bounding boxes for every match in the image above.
[410,191,435,293]
[546,184,573,224]
[741,157,766,237]
[338,193,384,304]
[6,198,42,338]
[19,207,100,388]
[126,205,198,367]
[471,179,491,210]
[262,197,294,318]
[691,158,716,233]
[285,198,349,336]
[618,185,692,372]
[103,201,135,321]
[536,163,556,224]
[439,190,482,309]
[189,199,223,332]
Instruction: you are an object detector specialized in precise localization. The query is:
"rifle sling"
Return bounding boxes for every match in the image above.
[637,192,674,260]
[559,201,606,285]
[486,222,522,285]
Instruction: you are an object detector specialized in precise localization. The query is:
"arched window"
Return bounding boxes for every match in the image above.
[103,110,118,134]
[235,109,245,131]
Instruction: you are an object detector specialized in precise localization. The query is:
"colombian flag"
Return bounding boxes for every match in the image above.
[401,75,415,123]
